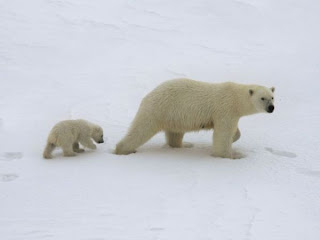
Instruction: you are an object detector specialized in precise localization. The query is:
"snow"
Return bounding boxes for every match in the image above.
[1,0,320,239]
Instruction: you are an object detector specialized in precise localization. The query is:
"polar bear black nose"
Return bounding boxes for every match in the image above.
[267,105,274,113]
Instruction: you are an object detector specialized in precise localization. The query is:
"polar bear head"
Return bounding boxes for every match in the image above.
[249,86,275,113]
[91,125,104,144]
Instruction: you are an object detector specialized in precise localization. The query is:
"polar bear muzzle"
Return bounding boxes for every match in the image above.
[267,104,274,113]
[97,134,104,144]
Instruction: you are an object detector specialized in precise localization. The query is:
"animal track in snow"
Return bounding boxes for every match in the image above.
[265,147,297,158]
[0,152,23,161]
[149,227,165,231]
[296,168,320,178]
[244,207,260,240]
[0,173,19,182]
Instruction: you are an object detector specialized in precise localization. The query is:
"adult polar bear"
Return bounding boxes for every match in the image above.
[116,79,275,159]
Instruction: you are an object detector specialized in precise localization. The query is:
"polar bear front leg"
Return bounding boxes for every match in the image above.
[212,122,237,159]
[232,128,241,143]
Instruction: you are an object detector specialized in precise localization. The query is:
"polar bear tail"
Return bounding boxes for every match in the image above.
[43,142,56,159]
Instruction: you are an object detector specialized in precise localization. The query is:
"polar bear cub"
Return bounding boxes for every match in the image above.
[115,78,275,159]
[43,119,104,159]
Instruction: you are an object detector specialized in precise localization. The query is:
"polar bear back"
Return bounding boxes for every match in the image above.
[138,78,248,132]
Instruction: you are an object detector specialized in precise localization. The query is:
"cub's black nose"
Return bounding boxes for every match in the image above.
[98,140,104,144]
[267,105,274,113]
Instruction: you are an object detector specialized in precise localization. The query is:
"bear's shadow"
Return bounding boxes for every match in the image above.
[48,148,99,160]
[136,143,246,160]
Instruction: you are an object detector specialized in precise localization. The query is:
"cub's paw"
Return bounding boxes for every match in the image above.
[74,148,85,153]
[64,152,77,157]
[89,145,97,150]
[43,154,53,159]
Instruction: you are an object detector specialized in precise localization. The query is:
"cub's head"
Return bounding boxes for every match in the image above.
[91,125,104,144]
[249,86,275,113]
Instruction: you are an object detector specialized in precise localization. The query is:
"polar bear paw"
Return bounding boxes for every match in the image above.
[183,142,194,148]
[211,150,245,159]
[115,149,136,155]
[231,151,245,159]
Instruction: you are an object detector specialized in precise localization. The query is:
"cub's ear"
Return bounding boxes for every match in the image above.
[93,125,102,132]
[271,87,275,92]
[249,89,254,96]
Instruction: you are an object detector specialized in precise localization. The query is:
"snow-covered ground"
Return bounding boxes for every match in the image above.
[1,0,320,239]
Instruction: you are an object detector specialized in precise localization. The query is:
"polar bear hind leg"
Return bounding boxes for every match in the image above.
[166,131,183,147]
[43,143,56,159]
[165,131,193,148]
[115,115,160,155]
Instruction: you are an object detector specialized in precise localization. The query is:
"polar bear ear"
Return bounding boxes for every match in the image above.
[249,89,254,96]
[271,87,275,92]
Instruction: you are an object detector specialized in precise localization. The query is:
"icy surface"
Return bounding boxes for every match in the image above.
[1,0,320,239]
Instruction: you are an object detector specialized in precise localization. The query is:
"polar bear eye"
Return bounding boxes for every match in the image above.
[261,98,265,101]
[272,97,274,100]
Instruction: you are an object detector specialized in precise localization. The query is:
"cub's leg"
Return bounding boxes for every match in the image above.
[79,138,96,150]
[165,131,193,148]
[73,142,85,153]
[58,133,77,157]
[62,144,76,157]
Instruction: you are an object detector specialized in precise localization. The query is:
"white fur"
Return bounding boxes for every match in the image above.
[43,119,104,159]
[115,78,275,159]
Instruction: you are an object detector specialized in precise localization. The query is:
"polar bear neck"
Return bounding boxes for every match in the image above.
[231,83,260,117]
